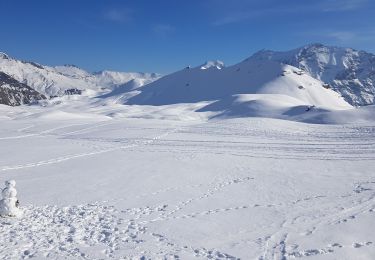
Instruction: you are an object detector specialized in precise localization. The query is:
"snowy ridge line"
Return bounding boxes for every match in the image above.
[0,127,181,172]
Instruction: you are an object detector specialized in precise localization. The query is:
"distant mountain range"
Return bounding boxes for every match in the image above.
[0,52,159,106]
[0,43,374,108]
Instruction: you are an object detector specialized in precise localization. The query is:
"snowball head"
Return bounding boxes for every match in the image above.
[5,180,16,187]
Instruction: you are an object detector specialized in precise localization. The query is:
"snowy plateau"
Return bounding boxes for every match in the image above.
[0,44,375,260]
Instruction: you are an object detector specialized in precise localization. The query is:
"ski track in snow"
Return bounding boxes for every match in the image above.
[0,121,114,141]
[0,125,180,172]
[1,119,375,259]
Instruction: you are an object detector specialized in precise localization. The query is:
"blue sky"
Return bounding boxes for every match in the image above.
[1,0,374,73]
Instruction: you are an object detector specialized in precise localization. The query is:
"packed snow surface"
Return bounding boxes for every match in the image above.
[0,101,374,259]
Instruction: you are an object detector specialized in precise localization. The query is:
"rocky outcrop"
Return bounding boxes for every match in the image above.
[0,72,46,106]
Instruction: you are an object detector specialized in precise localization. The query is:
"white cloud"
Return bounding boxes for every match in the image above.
[103,8,133,23]
[302,29,375,46]
[322,0,368,11]
[211,0,369,26]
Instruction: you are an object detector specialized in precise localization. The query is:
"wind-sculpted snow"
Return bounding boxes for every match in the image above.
[0,110,374,259]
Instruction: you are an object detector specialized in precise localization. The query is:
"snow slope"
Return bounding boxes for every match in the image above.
[128,59,351,120]
[250,43,375,106]
[0,104,374,259]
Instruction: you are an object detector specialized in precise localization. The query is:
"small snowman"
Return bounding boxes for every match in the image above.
[0,180,23,217]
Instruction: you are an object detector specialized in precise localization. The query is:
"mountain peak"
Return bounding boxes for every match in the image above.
[0,52,10,60]
[62,64,79,68]
[247,43,375,106]
[199,60,225,70]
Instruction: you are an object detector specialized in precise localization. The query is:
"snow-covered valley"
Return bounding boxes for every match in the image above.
[1,43,375,259]
[0,101,375,259]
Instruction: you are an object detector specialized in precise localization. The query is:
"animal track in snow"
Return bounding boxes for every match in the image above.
[193,247,239,259]
[162,176,254,218]
[0,203,148,259]
[287,241,373,258]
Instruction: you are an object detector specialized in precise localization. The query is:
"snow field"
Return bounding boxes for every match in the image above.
[0,110,374,259]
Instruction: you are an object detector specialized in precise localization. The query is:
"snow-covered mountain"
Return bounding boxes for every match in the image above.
[54,65,159,90]
[2,43,375,112]
[0,72,46,106]
[0,52,159,105]
[0,54,98,97]
[249,43,375,106]
[127,58,351,119]
[93,70,159,89]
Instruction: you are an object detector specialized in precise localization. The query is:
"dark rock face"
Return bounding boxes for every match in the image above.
[20,60,44,70]
[64,88,82,95]
[0,72,46,106]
